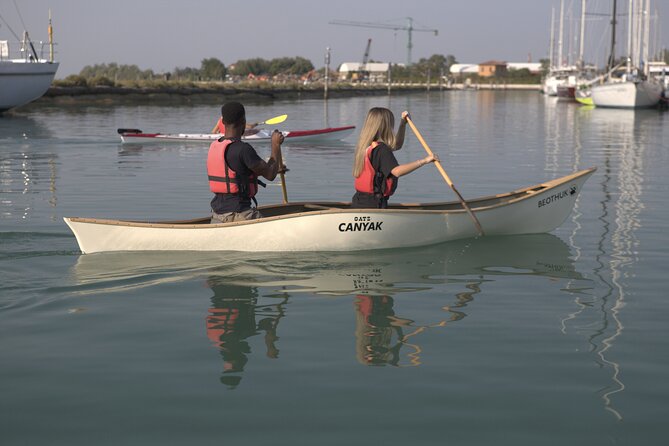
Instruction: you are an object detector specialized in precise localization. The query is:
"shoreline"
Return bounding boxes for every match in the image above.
[30,83,542,107]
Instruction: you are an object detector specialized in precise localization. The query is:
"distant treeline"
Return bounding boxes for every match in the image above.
[56,56,316,87]
[53,51,557,89]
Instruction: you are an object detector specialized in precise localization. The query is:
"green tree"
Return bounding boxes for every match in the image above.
[200,58,226,80]
[79,63,154,81]
[172,66,201,81]
[539,58,550,75]
[231,58,270,76]
[445,54,457,70]
[232,57,314,76]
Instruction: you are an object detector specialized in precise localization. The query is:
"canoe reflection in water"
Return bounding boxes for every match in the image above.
[354,295,424,366]
[72,234,583,380]
[205,280,287,388]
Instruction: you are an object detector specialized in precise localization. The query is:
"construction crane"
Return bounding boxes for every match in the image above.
[358,38,372,82]
[362,38,372,65]
[329,17,438,65]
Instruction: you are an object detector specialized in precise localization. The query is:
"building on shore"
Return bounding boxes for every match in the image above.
[478,61,508,77]
[450,62,542,79]
[338,62,390,82]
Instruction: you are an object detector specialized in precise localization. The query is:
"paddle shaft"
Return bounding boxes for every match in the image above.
[405,117,485,236]
[211,114,287,133]
[275,145,288,204]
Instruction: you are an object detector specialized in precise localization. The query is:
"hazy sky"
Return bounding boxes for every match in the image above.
[2,0,668,78]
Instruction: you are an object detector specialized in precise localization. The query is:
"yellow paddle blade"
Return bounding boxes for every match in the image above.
[262,114,288,125]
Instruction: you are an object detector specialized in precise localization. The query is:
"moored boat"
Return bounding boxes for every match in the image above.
[590,0,663,109]
[575,87,594,105]
[118,126,356,144]
[64,168,596,254]
[0,14,58,112]
[591,78,662,108]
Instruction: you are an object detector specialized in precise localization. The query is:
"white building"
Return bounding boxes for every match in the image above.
[450,62,542,77]
[338,62,390,82]
[507,63,542,74]
[449,64,479,76]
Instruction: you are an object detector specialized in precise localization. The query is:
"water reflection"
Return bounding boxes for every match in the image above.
[0,115,53,140]
[73,234,582,382]
[561,107,647,420]
[0,117,58,220]
[205,278,287,388]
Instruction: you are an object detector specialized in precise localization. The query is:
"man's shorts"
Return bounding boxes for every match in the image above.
[211,208,263,223]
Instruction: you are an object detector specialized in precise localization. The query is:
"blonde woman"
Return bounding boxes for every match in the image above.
[352,107,437,208]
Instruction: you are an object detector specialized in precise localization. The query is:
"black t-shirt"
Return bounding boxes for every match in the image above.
[352,142,399,208]
[210,139,264,213]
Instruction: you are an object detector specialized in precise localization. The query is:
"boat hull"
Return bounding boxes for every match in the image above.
[556,85,576,100]
[119,126,356,144]
[591,80,662,108]
[64,168,596,254]
[0,61,59,111]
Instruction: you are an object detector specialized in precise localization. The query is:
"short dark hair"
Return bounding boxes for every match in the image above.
[221,102,246,126]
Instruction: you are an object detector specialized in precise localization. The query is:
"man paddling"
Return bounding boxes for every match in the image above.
[212,115,259,135]
[207,102,284,223]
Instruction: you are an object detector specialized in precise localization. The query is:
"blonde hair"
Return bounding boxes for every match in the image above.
[353,108,397,177]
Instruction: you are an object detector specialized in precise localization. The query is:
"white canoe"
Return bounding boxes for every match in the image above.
[64,168,595,254]
[117,126,356,144]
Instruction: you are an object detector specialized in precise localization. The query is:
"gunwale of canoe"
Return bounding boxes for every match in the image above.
[66,168,595,230]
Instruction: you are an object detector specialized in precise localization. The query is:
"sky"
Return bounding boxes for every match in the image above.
[2,0,669,78]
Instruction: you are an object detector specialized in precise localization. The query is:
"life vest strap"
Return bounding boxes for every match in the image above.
[209,176,265,187]
[208,175,233,183]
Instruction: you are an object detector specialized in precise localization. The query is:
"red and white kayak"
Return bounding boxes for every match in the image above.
[117,126,356,144]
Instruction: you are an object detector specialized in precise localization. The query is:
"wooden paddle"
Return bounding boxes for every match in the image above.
[211,114,288,133]
[405,116,485,236]
[277,149,288,204]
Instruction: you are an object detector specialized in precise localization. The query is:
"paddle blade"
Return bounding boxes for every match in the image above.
[262,114,288,125]
[117,128,142,134]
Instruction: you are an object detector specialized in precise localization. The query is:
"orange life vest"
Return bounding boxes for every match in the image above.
[354,142,395,197]
[207,138,258,197]
[215,117,225,134]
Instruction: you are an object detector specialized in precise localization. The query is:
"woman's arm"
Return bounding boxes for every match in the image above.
[390,154,438,178]
[394,111,409,150]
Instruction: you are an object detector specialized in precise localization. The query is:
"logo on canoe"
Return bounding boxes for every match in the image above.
[339,216,383,232]
[537,184,577,208]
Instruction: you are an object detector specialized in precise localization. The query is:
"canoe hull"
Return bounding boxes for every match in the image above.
[64,168,595,254]
[119,126,356,144]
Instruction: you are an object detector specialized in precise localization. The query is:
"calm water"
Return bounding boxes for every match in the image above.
[1,92,668,445]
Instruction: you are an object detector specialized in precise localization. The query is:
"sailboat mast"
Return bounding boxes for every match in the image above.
[48,9,54,63]
[579,0,586,68]
[558,0,565,67]
[549,7,556,68]
[627,0,633,73]
[608,0,617,72]
[642,0,650,76]
[634,0,642,68]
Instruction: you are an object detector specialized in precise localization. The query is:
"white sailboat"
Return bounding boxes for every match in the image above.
[544,0,594,99]
[591,0,662,108]
[0,11,59,112]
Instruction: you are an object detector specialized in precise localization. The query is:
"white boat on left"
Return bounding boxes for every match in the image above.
[0,12,59,112]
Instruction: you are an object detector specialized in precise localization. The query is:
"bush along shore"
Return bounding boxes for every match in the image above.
[41,83,422,104]
[37,81,540,107]
[38,81,437,106]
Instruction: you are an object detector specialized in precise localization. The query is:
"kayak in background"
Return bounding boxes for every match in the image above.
[117,126,356,144]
